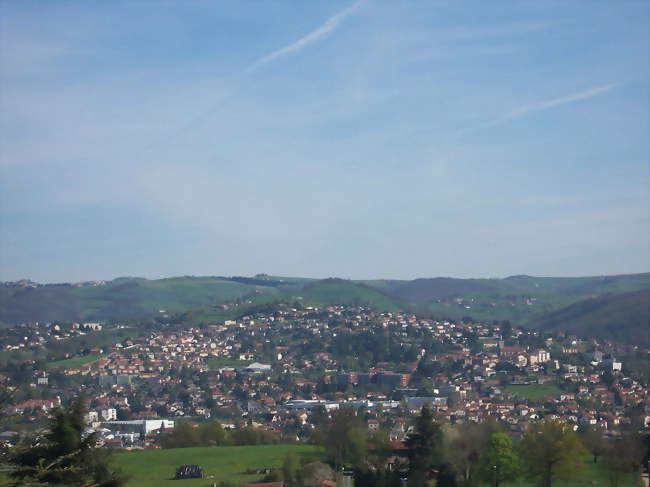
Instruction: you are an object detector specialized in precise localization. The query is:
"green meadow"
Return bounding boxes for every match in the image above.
[114,444,324,487]
[505,383,563,401]
[48,353,107,369]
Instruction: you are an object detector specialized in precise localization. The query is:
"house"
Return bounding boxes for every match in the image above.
[243,363,272,373]
[100,408,117,421]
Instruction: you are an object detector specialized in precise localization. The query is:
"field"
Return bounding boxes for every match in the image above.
[48,353,107,369]
[113,444,324,487]
[1,451,642,487]
[206,357,252,369]
[505,383,563,401]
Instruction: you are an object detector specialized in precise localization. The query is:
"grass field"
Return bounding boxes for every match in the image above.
[1,451,641,487]
[114,444,324,487]
[207,357,251,369]
[48,353,107,369]
[505,383,563,401]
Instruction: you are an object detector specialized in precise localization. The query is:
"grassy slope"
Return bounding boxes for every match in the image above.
[295,279,404,311]
[373,273,650,329]
[528,290,650,346]
[74,277,260,319]
[114,444,323,487]
[1,274,648,344]
[0,327,139,366]
[0,277,262,323]
[48,353,107,369]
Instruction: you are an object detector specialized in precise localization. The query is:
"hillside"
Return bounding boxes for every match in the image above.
[1,273,649,346]
[0,277,264,323]
[528,289,650,346]
[366,273,650,326]
[296,278,404,311]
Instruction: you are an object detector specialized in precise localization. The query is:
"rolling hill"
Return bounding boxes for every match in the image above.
[528,289,650,346]
[1,273,648,345]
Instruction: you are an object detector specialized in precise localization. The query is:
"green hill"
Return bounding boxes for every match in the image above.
[1,273,648,346]
[0,277,263,323]
[295,278,404,311]
[528,289,650,346]
[365,273,650,329]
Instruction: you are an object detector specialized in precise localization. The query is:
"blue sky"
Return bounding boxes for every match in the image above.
[1,0,648,282]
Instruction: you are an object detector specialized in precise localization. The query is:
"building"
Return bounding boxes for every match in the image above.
[102,419,175,435]
[101,408,117,421]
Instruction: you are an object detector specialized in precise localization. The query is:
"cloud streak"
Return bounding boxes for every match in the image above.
[247,0,365,72]
[465,84,617,134]
[147,1,365,149]
[505,84,616,121]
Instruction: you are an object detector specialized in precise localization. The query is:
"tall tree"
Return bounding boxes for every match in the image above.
[8,398,126,487]
[578,424,606,463]
[519,420,587,487]
[603,435,647,487]
[324,408,367,469]
[477,433,520,487]
[406,407,444,487]
[445,418,503,486]
[282,451,300,487]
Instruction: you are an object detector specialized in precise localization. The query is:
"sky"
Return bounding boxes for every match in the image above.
[0,1,649,282]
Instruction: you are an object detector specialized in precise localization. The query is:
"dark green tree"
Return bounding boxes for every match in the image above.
[406,407,444,486]
[8,398,126,486]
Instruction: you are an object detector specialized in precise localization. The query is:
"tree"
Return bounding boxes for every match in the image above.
[477,433,520,487]
[282,451,300,487]
[603,435,647,487]
[324,408,367,469]
[199,421,228,446]
[436,463,458,487]
[578,424,605,463]
[445,418,503,486]
[297,461,335,487]
[159,422,200,448]
[8,398,126,486]
[519,420,587,487]
[406,407,444,486]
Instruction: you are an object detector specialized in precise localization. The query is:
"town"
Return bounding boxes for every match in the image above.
[2,304,647,454]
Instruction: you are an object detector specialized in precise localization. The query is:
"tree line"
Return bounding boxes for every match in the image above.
[3,399,649,486]
[309,406,649,487]
[157,420,276,448]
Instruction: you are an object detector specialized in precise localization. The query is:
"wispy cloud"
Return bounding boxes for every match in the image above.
[467,84,617,134]
[247,0,365,72]
[505,84,616,121]
[148,1,365,148]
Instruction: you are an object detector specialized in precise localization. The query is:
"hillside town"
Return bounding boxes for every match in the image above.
[1,305,648,453]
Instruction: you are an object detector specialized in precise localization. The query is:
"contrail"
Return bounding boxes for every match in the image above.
[247,0,365,72]
[146,1,365,149]
[505,84,616,121]
[462,84,617,136]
